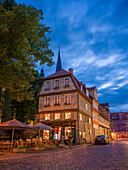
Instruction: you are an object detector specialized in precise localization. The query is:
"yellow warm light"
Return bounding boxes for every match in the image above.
[111,132,114,136]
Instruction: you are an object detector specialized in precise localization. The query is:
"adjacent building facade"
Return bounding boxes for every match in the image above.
[110,112,128,140]
[99,103,111,137]
[88,87,99,138]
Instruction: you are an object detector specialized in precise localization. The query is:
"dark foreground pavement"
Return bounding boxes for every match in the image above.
[0,141,128,170]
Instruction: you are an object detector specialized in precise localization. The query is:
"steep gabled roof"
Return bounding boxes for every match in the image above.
[39,69,92,103]
[43,69,71,80]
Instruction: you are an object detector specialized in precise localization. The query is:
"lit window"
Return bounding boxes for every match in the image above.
[89,118,91,124]
[45,114,50,120]
[55,113,60,120]
[45,82,50,90]
[64,94,71,104]
[54,80,59,88]
[65,113,71,119]
[86,104,88,110]
[44,97,50,106]
[80,113,82,121]
[64,78,69,87]
[54,96,60,105]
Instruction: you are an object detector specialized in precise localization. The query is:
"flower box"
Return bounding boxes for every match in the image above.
[50,144,56,148]
[59,143,65,147]
[46,144,56,149]
[54,104,60,106]
[13,148,26,153]
[35,147,44,151]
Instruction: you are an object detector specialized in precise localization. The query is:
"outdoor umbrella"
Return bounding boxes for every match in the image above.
[0,119,32,147]
[31,122,54,138]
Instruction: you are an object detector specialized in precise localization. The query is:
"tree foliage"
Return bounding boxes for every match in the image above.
[0,0,53,101]
[1,70,43,123]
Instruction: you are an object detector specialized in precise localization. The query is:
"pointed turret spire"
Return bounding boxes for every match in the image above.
[40,67,44,77]
[56,46,62,72]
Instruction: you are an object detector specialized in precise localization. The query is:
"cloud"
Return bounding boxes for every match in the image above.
[110,103,128,112]
[90,25,111,33]
[16,0,128,113]
[98,81,113,90]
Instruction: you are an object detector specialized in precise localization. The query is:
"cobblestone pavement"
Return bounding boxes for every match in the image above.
[0,141,128,170]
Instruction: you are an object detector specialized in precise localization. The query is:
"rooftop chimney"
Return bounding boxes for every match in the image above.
[69,68,73,74]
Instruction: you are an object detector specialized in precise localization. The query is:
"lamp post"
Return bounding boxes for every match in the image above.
[0,88,6,123]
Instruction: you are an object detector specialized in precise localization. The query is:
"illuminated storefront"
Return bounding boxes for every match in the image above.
[54,127,61,140]
[43,130,49,139]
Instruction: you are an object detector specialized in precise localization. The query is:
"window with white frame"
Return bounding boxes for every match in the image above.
[86,90,89,97]
[54,80,59,88]
[89,118,91,124]
[44,97,50,106]
[64,78,69,87]
[93,102,98,110]
[55,113,60,120]
[86,103,88,110]
[80,113,82,121]
[65,113,71,119]
[45,114,50,120]
[45,82,50,90]
[64,94,71,104]
[54,96,60,105]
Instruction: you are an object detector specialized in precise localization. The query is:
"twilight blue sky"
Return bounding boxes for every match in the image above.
[16,0,128,112]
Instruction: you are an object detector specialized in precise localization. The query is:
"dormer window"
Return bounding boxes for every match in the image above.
[54,80,59,89]
[86,90,89,97]
[81,85,83,91]
[64,78,69,87]
[45,82,50,90]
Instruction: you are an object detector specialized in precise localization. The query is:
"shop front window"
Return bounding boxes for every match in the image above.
[65,127,71,140]
[54,127,61,140]
[43,130,49,139]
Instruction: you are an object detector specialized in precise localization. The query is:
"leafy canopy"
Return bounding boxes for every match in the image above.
[0,0,54,101]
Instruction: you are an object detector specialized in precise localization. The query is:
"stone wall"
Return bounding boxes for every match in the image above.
[78,94,92,117]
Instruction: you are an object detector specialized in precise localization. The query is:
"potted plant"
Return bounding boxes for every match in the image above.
[59,141,65,147]
[49,143,56,149]
[13,146,26,153]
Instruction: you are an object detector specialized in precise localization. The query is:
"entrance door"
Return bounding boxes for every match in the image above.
[65,127,71,140]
